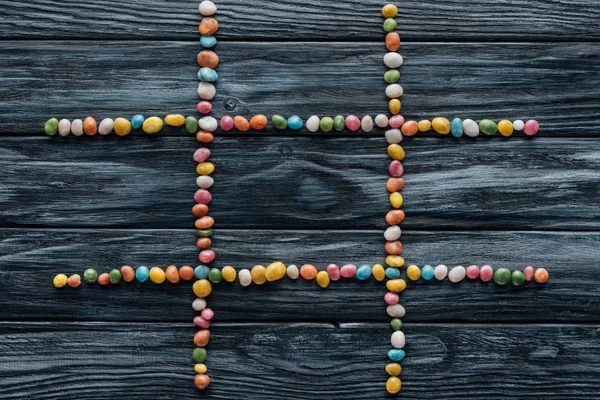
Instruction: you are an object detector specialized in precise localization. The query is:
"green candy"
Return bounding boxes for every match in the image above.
[208,267,222,284]
[83,268,98,284]
[319,117,334,132]
[479,119,498,135]
[271,115,287,130]
[511,270,525,286]
[493,268,511,285]
[197,228,213,237]
[333,115,345,132]
[185,116,198,134]
[390,318,403,331]
[44,118,58,136]
[383,18,397,32]
[192,347,207,363]
[384,69,400,84]
[109,269,122,284]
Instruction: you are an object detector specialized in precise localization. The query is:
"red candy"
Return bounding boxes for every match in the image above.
[388,160,403,177]
[198,249,215,264]
[523,266,535,281]
[194,189,212,204]
[466,265,480,279]
[389,115,405,129]
[384,292,399,305]
[345,115,361,131]
[340,264,357,278]
[197,101,213,114]
[194,316,211,329]
[220,116,234,131]
[326,264,341,281]
[479,265,494,282]
[193,148,211,163]
[201,308,214,320]
[523,120,539,136]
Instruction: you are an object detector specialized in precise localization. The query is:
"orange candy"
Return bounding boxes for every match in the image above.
[120,265,135,282]
[197,50,219,69]
[67,274,81,288]
[196,130,214,143]
[249,115,268,130]
[194,329,210,347]
[83,117,97,136]
[194,374,210,390]
[199,17,219,35]
[401,120,418,136]
[197,237,212,249]
[385,32,400,51]
[166,265,180,284]
[300,264,318,280]
[97,273,110,285]
[386,178,404,192]
[195,216,214,229]
[534,268,549,283]
[385,241,403,255]
[179,265,195,281]
[386,210,405,225]
[234,116,250,131]
[193,204,209,217]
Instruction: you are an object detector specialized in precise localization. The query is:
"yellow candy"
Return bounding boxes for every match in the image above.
[418,120,431,132]
[389,99,401,115]
[387,144,405,160]
[196,162,215,175]
[251,265,267,285]
[497,119,514,137]
[372,264,385,281]
[113,117,132,136]
[193,279,212,297]
[386,279,406,293]
[381,4,398,18]
[221,266,237,282]
[165,114,186,127]
[390,192,403,209]
[142,116,163,134]
[53,273,68,288]
[149,267,166,284]
[265,261,286,282]
[194,363,207,374]
[316,271,330,288]
[431,117,450,134]
[385,363,402,376]
[386,255,404,267]
[386,376,401,394]
[406,264,421,281]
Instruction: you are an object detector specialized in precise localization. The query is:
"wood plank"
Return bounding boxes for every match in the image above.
[1,0,599,41]
[1,229,598,322]
[0,41,598,135]
[1,321,599,399]
[1,136,599,230]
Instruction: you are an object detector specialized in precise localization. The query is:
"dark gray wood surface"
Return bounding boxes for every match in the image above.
[1,0,599,399]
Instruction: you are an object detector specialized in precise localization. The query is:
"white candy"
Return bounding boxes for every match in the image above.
[196,176,214,189]
[385,129,402,144]
[513,119,525,131]
[199,116,218,132]
[387,304,406,318]
[384,52,403,68]
[239,269,252,287]
[434,264,448,280]
[448,266,466,283]
[463,119,479,137]
[391,331,405,348]
[58,119,71,137]
[384,225,401,241]
[287,264,299,279]
[197,82,216,100]
[306,115,320,132]
[375,114,389,128]
[385,84,403,99]
[71,119,83,136]
[192,298,207,311]
[98,118,114,135]
[199,1,217,16]
[361,116,374,132]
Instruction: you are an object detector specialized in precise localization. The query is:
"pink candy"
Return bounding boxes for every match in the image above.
[201,308,214,320]
[389,115,405,129]
[523,120,539,136]
[479,265,494,282]
[220,115,234,131]
[193,148,211,163]
[466,265,480,279]
[340,264,357,278]
[384,292,399,305]
[197,101,213,114]
[524,266,534,281]
[326,264,341,281]
[193,316,211,329]
[194,189,212,204]
[345,115,361,131]
[198,250,215,264]
[389,160,403,177]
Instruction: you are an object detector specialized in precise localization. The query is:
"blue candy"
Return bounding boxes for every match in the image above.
[198,67,218,82]
[356,264,372,280]
[451,118,463,137]
[421,264,434,280]
[131,114,145,129]
[388,349,405,362]
[195,265,210,279]
[135,266,149,282]
[385,267,401,279]
[287,115,303,130]
[200,35,217,48]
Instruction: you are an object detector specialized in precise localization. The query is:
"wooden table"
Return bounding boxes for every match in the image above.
[1,0,599,398]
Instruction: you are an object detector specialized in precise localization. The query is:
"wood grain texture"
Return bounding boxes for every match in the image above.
[0,41,598,135]
[1,136,599,230]
[1,229,598,322]
[1,321,599,399]
[1,0,599,41]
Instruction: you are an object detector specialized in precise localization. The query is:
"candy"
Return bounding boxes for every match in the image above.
[201,308,214,320]
[220,116,234,131]
[195,265,210,279]
[385,129,402,144]
[196,131,214,143]
[390,318,403,331]
[239,269,252,286]
[372,264,385,281]
[387,304,405,318]
[199,250,216,264]
[385,33,400,52]
[142,116,163,134]
[148,267,165,284]
[197,50,219,68]
[114,117,132,136]
[385,267,401,279]
[382,3,398,17]
[83,268,98,284]
[109,269,122,284]
[345,115,360,131]
[385,240,402,255]
[390,192,403,208]
[389,99,401,114]
[450,118,463,137]
[265,261,286,282]
[121,265,135,282]
[198,67,218,82]
[431,117,450,134]
[523,266,534,281]
[131,114,144,129]
[135,266,149,282]
[165,265,179,284]
[386,84,403,98]
[272,115,287,130]
[511,270,525,286]
[388,160,403,177]
[199,116,218,132]
[196,162,215,175]
[83,116,97,136]
[193,347,207,363]
[524,120,540,135]
[208,267,222,283]
[384,52,403,68]
[391,331,405,348]
[384,292,399,305]
[386,178,404,192]
[316,271,330,288]
[194,189,212,204]
[198,101,214,115]
[386,376,402,394]
[194,329,210,347]
[287,264,300,279]
[194,363,207,374]
[386,279,406,293]
[384,225,401,241]
[53,274,68,288]
[67,274,81,288]
[287,115,303,130]
[193,279,212,297]
[197,82,216,100]
[356,264,372,280]
[199,17,218,35]
[421,264,434,280]
[97,273,110,285]
[193,298,207,311]
[386,210,405,225]
[199,0,217,16]
[340,264,357,278]
[163,114,185,128]
[71,119,83,136]
[466,265,480,279]
[406,264,421,281]
[196,228,213,237]
[385,363,402,376]
[480,265,493,282]
[251,265,267,284]
[497,119,513,136]
[417,120,431,132]
[306,115,320,132]
[57,119,70,136]
[193,204,209,217]
[389,115,404,129]
[326,264,340,281]
[493,267,511,285]
[448,266,466,283]
[179,266,195,281]
[300,264,317,280]
[194,148,211,163]
[44,118,58,136]
[221,266,237,282]
[333,115,345,131]
[361,116,374,132]
[375,114,389,128]
[194,316,211,328]
[434,264,448,280]
[319,117,334,132]
[400,120,418,136]
[479,119,498,135]
[383,18,397,32]
[200,35,217,48]
[534,268,549,283]
[249,115,268,130]
[197,237,212,249]
[195,215,213,228]
[513,120,525,131]
[194,374,210,390]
